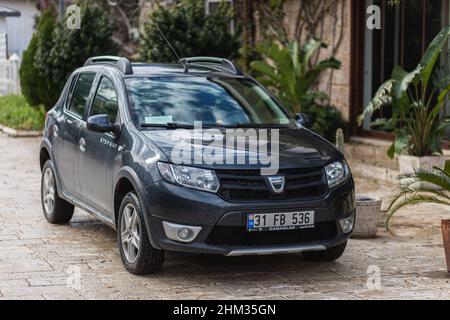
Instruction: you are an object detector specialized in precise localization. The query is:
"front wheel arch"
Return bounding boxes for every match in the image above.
[113,168,159,249]
[40,148,51,172]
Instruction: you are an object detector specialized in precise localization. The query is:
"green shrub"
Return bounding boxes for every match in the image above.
[40,2,117,106]
[304,103,348,143]
[250,40,341,114]
[250,40,345,141]
[0,95,45,131]
[20,9,56,107]
[139,0,240,63]
[21,3,117,110]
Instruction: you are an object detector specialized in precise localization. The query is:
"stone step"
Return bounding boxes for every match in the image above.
[345,137,398,170]
[348,160,399,183]
[345,137,399,183]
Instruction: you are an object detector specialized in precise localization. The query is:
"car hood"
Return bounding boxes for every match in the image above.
[142,128,340,170]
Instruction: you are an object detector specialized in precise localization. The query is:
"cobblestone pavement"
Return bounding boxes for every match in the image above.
[0,133,449,300]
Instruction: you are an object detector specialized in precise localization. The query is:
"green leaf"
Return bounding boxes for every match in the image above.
[302,39,322,67]
[419,25,450,90]
[358,80,394,125]
[372,118,396,131]
[250,61,278,81]
[387,143,396,159]
[444,161,450,175]
[385,193,450,230]
[394,131,410,155]
[391,65,421,99]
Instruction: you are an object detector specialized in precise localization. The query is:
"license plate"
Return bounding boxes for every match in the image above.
[247,211,315,232]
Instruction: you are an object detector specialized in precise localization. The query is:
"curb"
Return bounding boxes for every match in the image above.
[0,124,42,138]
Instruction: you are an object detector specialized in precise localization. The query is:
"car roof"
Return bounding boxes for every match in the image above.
[79,56,245,79]
[129,63,241,77]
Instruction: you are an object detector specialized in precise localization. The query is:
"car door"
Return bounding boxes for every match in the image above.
[53,72,96,199]
[78,75,121,216]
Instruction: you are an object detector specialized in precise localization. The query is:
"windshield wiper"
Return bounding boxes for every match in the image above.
[140,122,294,130]
[140,123,195,130]
[225,123,292,129]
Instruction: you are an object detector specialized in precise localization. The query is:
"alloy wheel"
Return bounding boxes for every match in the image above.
[120,203,141,264]
[42,168,55,215]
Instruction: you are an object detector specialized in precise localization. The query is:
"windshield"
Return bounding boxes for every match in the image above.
[125,77,293,128]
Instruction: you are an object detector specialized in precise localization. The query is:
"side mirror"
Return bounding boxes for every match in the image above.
[86,114,121,135]
[295,113,313,129]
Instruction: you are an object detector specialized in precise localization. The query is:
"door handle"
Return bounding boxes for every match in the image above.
[79,138,86,152]
[52,125,59,138]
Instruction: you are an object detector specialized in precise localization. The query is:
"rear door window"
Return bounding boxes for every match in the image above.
[68,73,96,117]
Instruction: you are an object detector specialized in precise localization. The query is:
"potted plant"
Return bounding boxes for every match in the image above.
[359,26,450,174]
[385,160,450,272]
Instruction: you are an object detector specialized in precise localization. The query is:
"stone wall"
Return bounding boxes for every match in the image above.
[283,0,352,122]
[316,0,352,123]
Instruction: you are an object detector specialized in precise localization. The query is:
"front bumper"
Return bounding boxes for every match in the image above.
[141,178,355,256]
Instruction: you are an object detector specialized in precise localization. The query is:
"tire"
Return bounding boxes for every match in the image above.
[302,241,347,262]
[41,160,74,224]
[117,192,165,275]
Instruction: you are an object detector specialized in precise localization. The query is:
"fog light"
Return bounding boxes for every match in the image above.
[162,222,202,243]
[340,214,355,234]
[177,228,193,240]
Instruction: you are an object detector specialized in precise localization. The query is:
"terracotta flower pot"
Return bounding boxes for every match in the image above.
[442,220,450,273]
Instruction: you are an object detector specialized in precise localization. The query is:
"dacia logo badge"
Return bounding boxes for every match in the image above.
[266,176,286,194]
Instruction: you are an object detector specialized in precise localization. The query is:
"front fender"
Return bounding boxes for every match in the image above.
[113,166,160,249]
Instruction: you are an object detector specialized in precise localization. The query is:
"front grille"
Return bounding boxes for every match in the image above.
[206,222,337,247]
[216,167,328,202]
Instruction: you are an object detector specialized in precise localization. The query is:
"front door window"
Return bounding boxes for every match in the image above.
[91,77,119,124]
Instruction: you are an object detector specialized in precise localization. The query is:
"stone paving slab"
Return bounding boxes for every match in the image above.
[0,133,449,300]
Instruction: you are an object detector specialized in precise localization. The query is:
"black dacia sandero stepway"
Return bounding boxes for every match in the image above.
[39,56,355,274]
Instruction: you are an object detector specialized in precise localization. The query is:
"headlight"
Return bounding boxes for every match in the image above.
[157,162,220,193]
[325,161,350,188]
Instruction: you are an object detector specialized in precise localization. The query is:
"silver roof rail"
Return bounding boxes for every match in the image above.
[84,56,133,75]
[179,57,243,75]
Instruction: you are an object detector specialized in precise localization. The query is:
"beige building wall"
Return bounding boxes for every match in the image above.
[283,0,352,122]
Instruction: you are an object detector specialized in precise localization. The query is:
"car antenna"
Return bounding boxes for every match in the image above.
[155,24,188,73]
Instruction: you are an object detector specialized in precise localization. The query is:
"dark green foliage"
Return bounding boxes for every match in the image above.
[304,103,348,143]
[139,0,240,63]
[360,26,450,158]
[250,39,345,142]
[384,160,450,230]
[21,3,117,110]
[20,9,56,107]
[250,40,341,114]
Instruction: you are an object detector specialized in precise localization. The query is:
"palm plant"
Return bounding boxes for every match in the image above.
[250,39,341,114]
[359,26,450,158]
[385,160,450,230]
